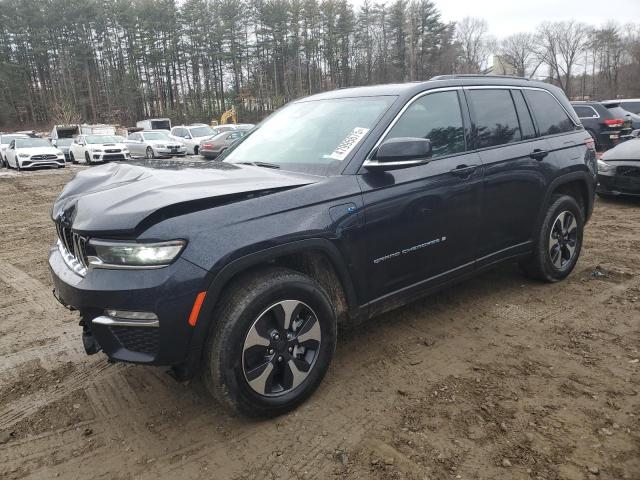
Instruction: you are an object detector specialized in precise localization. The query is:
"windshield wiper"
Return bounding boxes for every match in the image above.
[237,161,280,169]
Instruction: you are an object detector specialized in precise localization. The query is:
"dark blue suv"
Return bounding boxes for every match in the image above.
[49,75,597,417]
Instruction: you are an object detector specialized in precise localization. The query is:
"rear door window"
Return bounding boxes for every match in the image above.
[526,90,576,136]
[385,90,465,158]
[467,89,522,148]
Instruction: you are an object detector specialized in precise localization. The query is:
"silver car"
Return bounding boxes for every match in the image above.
[200,131,247,159]
[125,131,186,158]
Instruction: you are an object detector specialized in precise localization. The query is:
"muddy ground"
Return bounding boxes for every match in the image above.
[0,166,638,480]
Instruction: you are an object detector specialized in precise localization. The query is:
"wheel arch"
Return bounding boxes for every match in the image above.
[181,239,362,377]
[540,172,595,226]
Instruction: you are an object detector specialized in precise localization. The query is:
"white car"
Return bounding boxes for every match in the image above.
[125,131,186,158]
[68,134,130,164]
[0,133,28,167]
[4,137,65,170]
[170,124,217,155]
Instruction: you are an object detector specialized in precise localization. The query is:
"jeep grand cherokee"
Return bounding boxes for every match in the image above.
[49,75,597,417]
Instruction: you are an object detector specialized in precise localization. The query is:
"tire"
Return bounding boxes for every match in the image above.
[16,159,21,171]
[203,267,337,417]
[70,152,77,164]
[145,146,155,159]
[85,152,91,164]
[520,194,584,282]
[193,145,199,156]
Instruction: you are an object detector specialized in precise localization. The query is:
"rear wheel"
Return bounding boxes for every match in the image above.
[520,194,583,282]
[203,268,337,417]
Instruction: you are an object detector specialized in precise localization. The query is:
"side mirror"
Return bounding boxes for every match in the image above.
[364,137,432,171]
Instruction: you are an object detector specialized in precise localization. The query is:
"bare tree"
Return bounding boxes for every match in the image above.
[536,21,590,97]
[455,17,493,73]
[497,33,543,77]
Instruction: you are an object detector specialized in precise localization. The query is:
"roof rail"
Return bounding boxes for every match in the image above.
[430,74,530,81]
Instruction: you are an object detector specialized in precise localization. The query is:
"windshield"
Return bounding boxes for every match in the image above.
[86,135,120,144]
[189,126,214,137]
[144,132,170,141]
[16,138,51,148]
[1,135,26,145]
[56,138,74,146]
[225,96,395,175]
[607,106,640,120]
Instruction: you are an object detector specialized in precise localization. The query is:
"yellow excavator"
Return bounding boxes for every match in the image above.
[211,106,236,126]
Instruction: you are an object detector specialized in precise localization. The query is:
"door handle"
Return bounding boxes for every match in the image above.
[450,164,478,178]
[530,149,548,161]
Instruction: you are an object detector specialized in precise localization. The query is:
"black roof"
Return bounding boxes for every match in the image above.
[298,76,556,102]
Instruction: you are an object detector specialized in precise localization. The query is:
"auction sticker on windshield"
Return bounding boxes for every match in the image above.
[329,127,369,161]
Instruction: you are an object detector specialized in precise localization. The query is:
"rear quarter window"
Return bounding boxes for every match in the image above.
[526,90,576,136]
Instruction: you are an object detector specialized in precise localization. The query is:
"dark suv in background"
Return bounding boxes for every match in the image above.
[571,101,633,150]
[50,75,596,417]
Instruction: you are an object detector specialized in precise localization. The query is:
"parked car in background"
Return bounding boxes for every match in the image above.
[4,137,65,170]
[597,138,640,197]
[51,137,75,162]
[136,118,171,131]
[200,130,247,159]
[571,101,632,150]
[601,101,640,131]
[125,130,187,158]
[50,76,596,417]
[607,99,640,115]
[68,134,130,164]
[170,124,216,155]
[0,133,28,167]
[80,124,117,136]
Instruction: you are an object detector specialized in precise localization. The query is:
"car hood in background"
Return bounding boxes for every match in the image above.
[87,142,127,150]
[19,146,63,156]
[602,138,640,162]
[52,159,319,234]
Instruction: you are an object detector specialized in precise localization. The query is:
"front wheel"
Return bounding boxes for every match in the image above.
[145,146,155,159]
[85,152,91,164]
[203,268,337,417]
[520,194,584,282]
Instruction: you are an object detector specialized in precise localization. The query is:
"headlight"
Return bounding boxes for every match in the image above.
[87,240,186,268]
[597,159,615,173]
[91,148,103,153]
[156,144,166,149]
[122,148,128,152]
[18,153,29,157]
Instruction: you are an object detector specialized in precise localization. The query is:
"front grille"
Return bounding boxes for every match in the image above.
[617,166,640,178]
[110,326,159,354]
[103,154,125,161]
[31,154,58,161]
[104,149,121,154]
[56,222,89,276]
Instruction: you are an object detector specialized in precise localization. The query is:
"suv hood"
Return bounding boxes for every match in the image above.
[52,159,319,234]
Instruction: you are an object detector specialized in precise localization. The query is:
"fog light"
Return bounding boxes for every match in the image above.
[105,310,158,320]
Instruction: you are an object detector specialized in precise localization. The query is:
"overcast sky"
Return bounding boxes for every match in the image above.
[432,0,640,38]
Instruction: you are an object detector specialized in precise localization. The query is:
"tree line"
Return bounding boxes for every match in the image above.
[0,0,638,130]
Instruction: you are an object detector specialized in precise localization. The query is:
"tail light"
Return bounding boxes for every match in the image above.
[603,119,624,127]
[203,143,212,148]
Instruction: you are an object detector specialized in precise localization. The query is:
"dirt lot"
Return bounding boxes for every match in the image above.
[0,167,638,480]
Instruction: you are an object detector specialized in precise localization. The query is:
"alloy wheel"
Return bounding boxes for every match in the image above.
[242,300,322,397]
[548,210,578,269]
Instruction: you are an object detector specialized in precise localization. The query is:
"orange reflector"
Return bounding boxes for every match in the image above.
[188,292,207,327]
